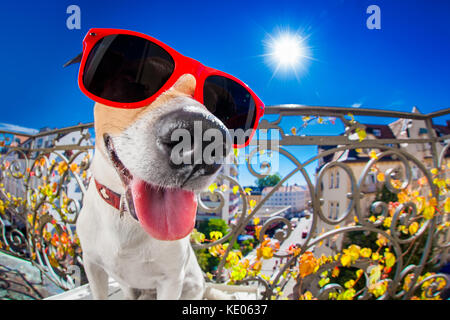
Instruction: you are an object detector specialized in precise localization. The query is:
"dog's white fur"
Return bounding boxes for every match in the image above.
[76,75,231,299]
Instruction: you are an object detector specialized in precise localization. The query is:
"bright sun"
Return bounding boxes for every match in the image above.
[272,34,305,68]
[264,30,312,79]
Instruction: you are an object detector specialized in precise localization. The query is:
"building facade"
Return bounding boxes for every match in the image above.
[314,107,450,256]
[261,184,310,214]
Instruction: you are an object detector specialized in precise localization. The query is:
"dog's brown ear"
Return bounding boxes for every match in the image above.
[63,53,82,68]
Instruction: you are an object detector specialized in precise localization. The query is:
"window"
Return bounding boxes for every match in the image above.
[335,202,340,219]
[329,202,334,219]
[366,172,376,185]
[335,171,340,189]
[373,129,381,137]
[330,173,334,189]
[412,166,419,180]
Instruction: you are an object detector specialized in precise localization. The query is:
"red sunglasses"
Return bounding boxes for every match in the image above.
[75,28,264,148]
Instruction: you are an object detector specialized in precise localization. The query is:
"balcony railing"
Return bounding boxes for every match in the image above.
[0,105,449,300]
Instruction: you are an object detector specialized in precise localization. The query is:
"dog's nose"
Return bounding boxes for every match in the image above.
[155,108,231,178]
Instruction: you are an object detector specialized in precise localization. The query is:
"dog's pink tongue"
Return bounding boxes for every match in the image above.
[130,178,197,241]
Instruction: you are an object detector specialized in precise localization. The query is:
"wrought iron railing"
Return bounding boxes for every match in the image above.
[0,105,448,300]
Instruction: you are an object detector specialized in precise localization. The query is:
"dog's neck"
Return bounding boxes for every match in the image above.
[90,146,124,195]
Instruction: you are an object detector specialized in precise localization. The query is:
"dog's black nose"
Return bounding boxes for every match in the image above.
[155,109,231,178]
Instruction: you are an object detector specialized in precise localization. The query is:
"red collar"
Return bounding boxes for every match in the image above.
[94,179,121,210]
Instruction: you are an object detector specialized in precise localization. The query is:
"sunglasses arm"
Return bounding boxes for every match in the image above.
[63,52,83,68]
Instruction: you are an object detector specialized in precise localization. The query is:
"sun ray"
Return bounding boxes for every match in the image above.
[263,29,314,80]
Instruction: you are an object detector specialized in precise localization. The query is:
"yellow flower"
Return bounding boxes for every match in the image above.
[423,205,435,220]
[338,288,356,300]
[408,222,419,235]
[261,246,273,259]
[384,252,396,268]
[69,163,78,173]
[397,191,409,204]
[444,198,450,213]
[209,231,223,241]
[252,260,262,272]
[430,168,438,175]
[377,172,385,182]
[318,277,330,287]
[370,280,388,298]
[348,245,360,260]
[255,225,262,240]
[208,183,218,194]
[429,197,437,207]
[361,247,372,258]
[302,116,311,122]
[369,150,378,160]
[299,291,314,300]
[376,234,388,247]
[356,269,364,278]
[332,266,340,278]
[290,127,297,135]
[57,161,68,175]
[299,252,318,278]
[383,217,392,228]
[341,254,352,267]
[371,252,380,261]
[232,185,239,195]
[403,273,414,291]
[415,196,426,212]
[356,128,367,142]
[345,279,355,289]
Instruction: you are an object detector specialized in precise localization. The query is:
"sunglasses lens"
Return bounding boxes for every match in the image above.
[83,34,175,103]
[203,76,257,145]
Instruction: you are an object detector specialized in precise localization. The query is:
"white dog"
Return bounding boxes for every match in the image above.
[76,74,232,299]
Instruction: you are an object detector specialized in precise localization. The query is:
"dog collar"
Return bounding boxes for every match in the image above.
[94,179,121,210]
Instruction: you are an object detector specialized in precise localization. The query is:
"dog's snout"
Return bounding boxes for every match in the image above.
[155,108,231,179]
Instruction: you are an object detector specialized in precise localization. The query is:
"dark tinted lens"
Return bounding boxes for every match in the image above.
[83,34,175,103]
[203,76,257,144]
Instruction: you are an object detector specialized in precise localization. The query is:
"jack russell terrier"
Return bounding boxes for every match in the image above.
[67,28,264,299]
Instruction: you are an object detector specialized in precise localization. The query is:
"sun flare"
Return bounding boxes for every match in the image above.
[264,30,313,79]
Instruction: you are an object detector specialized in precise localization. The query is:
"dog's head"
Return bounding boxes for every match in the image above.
[94,74,232,241]
[68,29,264,241]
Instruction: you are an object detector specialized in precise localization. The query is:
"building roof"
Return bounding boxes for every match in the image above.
[432,121,450,136]
[262,185,307,194]
[364,124,396,139]
[253,205,291,218]
[316,123,397,170]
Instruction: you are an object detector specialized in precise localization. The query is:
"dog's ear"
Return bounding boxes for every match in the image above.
[63,53,82,68]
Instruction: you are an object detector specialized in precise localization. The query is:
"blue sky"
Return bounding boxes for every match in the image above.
[0,0,449,185]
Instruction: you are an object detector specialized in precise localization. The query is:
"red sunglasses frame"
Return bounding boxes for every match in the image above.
[77,28,264,148]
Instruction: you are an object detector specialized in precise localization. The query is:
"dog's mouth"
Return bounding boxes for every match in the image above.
[104,134,198,241]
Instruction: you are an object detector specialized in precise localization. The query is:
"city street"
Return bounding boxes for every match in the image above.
[244,212,313,298]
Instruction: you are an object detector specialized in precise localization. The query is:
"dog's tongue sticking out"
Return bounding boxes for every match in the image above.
[130,178,197,241]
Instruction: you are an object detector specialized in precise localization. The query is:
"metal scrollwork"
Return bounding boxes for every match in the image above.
[0,106,449,300]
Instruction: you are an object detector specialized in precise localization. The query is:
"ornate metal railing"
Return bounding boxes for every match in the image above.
[0,105,448,300]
